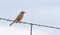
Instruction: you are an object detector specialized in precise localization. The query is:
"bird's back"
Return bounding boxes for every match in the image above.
[15,12,25,23]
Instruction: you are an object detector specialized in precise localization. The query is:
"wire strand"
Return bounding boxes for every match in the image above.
[0,18,60,30]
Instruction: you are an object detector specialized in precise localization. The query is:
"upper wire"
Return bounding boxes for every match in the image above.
[0,18,60,30]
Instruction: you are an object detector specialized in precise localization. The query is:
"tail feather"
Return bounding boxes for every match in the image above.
[9,23,14,26]
[9,20,15,26]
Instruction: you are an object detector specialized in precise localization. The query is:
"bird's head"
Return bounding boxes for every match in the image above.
[21,11,25,13]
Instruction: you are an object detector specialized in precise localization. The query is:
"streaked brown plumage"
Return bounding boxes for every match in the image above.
[9,11,25,26]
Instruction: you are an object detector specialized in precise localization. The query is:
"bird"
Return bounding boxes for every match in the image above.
[9,11,25,26]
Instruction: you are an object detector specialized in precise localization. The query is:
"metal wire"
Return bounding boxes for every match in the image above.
[30,24,33,35]
[0,18,60,30]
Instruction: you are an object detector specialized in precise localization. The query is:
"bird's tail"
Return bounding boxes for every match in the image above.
[9,20,15,26]
[9,23,14,26]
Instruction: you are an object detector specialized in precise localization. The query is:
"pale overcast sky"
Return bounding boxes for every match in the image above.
[0,0,60,35]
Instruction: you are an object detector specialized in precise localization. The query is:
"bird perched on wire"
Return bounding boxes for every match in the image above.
[9,11,25,26]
